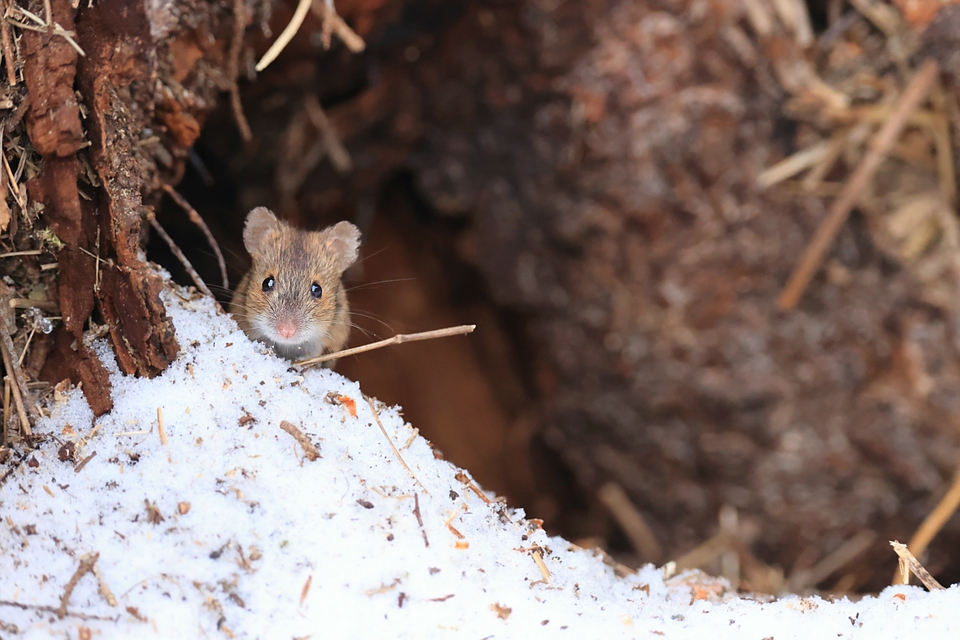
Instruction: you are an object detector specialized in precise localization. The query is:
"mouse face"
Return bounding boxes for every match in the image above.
[230,207,360,361]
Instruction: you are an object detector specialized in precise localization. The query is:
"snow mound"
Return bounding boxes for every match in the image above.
[1,286,958,638]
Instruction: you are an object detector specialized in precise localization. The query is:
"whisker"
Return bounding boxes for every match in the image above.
[346,277,416,293]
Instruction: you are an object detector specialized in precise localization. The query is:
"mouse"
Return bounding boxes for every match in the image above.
[229,207,361,365]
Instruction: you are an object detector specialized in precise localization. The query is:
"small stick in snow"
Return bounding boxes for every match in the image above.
[454,470,491,505]
[157,408,168,447]
[890,540,944,590]
[278,420,320,461]
[295,325,476,368]
[58,552,100,618]
[531,547,550,581]
[93,562,117,607]
[413,492,429,548]
[893,468,960,585]
[299,575,312,606]
[367,396,427,493]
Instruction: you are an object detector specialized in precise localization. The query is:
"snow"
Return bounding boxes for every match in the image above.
[1,283,959,639]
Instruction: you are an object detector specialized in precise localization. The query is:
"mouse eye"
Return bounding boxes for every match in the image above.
[310,282,323,299]
[261,276,275,292]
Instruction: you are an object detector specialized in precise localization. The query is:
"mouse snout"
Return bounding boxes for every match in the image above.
[274,316,301,340]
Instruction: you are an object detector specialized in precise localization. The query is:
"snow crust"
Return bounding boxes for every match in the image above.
[1,285,959,638]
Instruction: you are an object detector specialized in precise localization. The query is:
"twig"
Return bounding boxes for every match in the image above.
[228,0,252,143]
[303,94,352,173]
[454,470,491,505]
[0,0,17,86]
[0,599,114,621]
[58,552,100,618]
[0,331,31,436]
[413,492,429,547]
[778,59,939,311]
[309,0,366,53]
[255,0,312,72]
[890,540,945,590]
[892,469,960,585]
[787,530,875,591]
[296,324,476,367]
[0,249,42,257]
[157,407,168,447]
[148,217,213,298]
[93,560,117,607]
[531,547,550,581]
[162,184,229,291]
[278,419,320,461]
[756,140,833,189]
[9,298,58,312]
[367,396,426,493]
[596,482,663,563]
[3,376,10,444]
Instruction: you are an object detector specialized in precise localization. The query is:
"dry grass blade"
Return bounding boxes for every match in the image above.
[778,59,939,311]
[890,540,945,590]
[295,324,476,368]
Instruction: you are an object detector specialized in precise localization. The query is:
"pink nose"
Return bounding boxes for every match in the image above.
[275,318,300,339]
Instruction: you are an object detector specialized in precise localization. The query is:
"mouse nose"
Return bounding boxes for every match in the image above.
[275,318,300,340]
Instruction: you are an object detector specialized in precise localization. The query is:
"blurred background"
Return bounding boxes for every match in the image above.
[148,0,960,594]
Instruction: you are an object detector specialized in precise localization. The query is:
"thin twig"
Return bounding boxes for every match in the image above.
[148,217,213,298]
[531,547,550,581]
[367,396,426,493]
[157,407,168,447]
[162,184,229,291]
[58,553,100,618]
[309,0,366,53]
[890,540,945,590]
[0,332,32,436]
[303,94,352,173]
[454,470,491,505]
[787,530,875,591]
[0,250,42,257]
[255,0,312,72]
[778,59,939,311]
[892,469,960,585]
[9,298,58,312]
[228,0,252,143]
[296,325,476,368]
[596,482,663,564]
[278,419,320,461]
[0,0,17,86]
[413,492,429,547]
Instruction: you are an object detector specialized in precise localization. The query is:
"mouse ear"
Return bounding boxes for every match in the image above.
[326,221,361,273]
[243,207,280,257]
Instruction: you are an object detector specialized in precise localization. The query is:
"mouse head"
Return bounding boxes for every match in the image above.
[240,207,361,356]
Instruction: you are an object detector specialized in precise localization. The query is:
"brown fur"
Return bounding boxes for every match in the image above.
[229,207,360,365]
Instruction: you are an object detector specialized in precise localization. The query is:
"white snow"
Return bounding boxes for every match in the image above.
[1,283,959,639]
